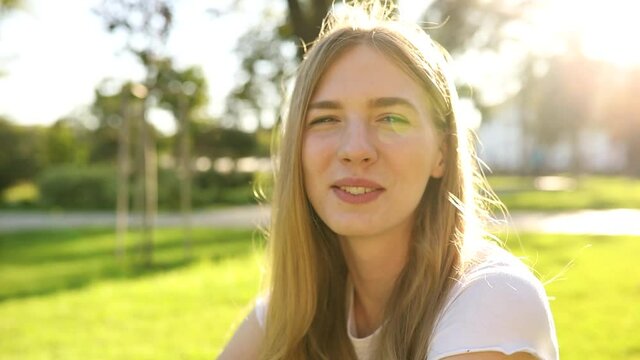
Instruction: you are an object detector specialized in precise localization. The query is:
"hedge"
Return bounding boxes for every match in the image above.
[36,165,257,210]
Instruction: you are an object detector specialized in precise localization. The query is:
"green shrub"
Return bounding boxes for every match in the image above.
[156,169,258,209]
[191,170,256,207]
[0,182,40,209]
[38,165,116,210]
[36,165,259,211]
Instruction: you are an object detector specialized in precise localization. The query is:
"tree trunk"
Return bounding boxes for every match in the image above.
[141,98,157,267]
[115,89,130,261]
[134,94,145,256]
[178,94,192,259]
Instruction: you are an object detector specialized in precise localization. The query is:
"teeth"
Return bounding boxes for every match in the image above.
[340,186,373,195]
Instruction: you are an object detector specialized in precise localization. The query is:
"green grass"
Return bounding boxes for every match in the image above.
[0,227,264,359]
[489,175,640,211]
[504,233,640,360]
[1,228,639,359]
[0,228,263,301]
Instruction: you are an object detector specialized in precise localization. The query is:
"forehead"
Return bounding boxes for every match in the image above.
[311,44,428,106]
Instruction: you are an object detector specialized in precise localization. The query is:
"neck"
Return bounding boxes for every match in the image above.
[341,230,411,337]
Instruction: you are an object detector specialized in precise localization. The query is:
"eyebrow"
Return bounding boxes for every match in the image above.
[308,100,341,110]
[307,97,418,112]
[370,97,417,112]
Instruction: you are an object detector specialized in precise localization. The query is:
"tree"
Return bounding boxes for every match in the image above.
[153,58,209,258]
[422,0,538,56]
[603,67,640,175]
[0,118,42,191]
[423,0,579,174]
[225,0,542,130]
[225,0,342,130]
[95,0,174,266]
[0,0,22,25]
[0,0,23,76]
[224,0,555,177]
[0,0,21,14]
[192,123,257,160]
[533,48,601,174]
[42,118,89,166]
[91,80,148,259]
[226,22,298,131]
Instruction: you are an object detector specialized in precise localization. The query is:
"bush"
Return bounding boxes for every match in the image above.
[191,170,256,207]
[36,165,259,211]
[38,165,116,210]
[0,182,40,209]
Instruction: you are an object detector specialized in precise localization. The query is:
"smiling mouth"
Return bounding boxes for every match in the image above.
[331,178,385,203]
[338,186,376,195]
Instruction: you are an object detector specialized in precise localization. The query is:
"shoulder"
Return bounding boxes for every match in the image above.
[454,241,548,303]
[428,241,559,360]
[217,305,264,360]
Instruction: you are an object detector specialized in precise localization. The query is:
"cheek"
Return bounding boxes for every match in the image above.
[396,143,436,185]
[376,125,417,145]
[301,137,324,194]
[302,135,333,175]
[301,138,314,179]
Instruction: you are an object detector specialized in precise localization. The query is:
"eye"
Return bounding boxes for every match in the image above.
[379,114,410,125]
[308,116,339,126]
[377,114,412,135]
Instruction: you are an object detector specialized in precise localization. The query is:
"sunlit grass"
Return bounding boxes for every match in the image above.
[0,227,264,359]
[1,229,638,359]
[0,256,262,359]
[489,175,640,211]
[504,233,640,360]
[0,228,263,301]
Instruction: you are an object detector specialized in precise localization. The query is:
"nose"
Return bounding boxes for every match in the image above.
[337,120,378,165]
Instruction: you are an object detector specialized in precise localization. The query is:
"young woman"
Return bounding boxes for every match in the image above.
[219,2,558,359]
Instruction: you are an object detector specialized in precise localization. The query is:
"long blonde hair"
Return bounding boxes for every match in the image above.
[262,2,490,359]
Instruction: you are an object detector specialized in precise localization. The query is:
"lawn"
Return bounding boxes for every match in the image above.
[504,233,640,360]
[0,228,264,359]
[488,175,640,211]
[0,228,638,359]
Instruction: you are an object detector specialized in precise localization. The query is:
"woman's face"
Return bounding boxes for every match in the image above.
[302,44,445,241]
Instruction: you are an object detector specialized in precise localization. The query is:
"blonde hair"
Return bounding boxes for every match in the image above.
[261,2,493,359]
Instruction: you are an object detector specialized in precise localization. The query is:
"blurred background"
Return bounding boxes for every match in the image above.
[0,0,638,359]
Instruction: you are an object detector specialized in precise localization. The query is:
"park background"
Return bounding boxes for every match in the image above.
[1,0,639,359]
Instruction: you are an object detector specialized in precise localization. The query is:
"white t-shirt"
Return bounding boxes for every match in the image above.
[255,241,559,360]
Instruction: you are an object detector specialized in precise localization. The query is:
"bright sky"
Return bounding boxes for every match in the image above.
[0,0,637,132]
[0,0,276,131]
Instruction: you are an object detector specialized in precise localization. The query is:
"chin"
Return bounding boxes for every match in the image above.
[325,221,378,238]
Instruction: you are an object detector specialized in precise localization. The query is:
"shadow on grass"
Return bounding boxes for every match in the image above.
[0,227,263,302]
[2,230,259,265]
[0,258,194,302]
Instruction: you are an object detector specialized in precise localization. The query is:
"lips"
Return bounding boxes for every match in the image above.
[331,178,385,204]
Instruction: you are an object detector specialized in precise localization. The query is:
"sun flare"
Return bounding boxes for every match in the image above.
[550,0,640,66]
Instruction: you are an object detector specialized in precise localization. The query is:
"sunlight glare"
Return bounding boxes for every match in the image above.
[554,0,640,67]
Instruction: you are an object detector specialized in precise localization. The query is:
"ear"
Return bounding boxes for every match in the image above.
[430,138,447,178]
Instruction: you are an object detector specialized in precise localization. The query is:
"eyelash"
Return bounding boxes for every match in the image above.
[307,114,409,126]
[379,115,409,125]
[308,116,339,126]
